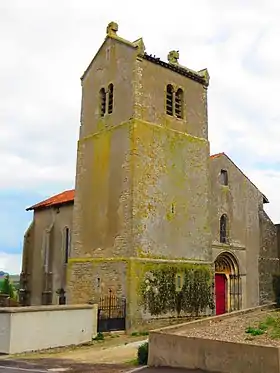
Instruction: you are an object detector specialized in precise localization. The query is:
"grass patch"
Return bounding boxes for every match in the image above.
[245,326,264,336]
[245,312,280,339]
[126,358,139,366]
[131,331,149,337]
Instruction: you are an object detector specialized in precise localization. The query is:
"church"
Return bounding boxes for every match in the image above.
[21,22,279,330]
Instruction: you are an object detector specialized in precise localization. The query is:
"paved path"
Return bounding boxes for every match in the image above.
[0,366,47,372]
[0,361,50,373]
[132,368,213,373]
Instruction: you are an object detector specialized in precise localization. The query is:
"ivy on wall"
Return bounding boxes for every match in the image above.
[140,265,214,317]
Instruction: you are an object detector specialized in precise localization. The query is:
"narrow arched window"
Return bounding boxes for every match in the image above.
[175,88,183,119]
[64,227,70,264]
[108,83,114,114]
[43,231,49,273]
[220,214,228,244]
[100,88,106,117]
[166,84,173,116]
[220,169,228,186]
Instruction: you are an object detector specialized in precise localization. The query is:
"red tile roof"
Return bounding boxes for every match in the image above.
[210,152,225,159]
[26,189,75,211]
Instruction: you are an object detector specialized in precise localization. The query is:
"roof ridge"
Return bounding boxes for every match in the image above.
[26,189,75,211]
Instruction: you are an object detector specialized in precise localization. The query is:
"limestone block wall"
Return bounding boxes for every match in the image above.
[259,209,280,304]
[135,57,208,140]
[71,122,133,260]
[67,258,128,304]
[210,154,265,308]
[132,119,211,261]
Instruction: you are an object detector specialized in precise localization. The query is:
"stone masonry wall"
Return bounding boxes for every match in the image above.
[132,119,211,261]
[67,259,127,305]
[210,154,263,308]
[259,209,280,304]
[136,57,208,140]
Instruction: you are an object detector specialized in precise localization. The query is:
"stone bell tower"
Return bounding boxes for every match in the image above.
[67,22,211,329]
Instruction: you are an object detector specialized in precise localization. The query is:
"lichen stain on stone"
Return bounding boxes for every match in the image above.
[130,119,210,260]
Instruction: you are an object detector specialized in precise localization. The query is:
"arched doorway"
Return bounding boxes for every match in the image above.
[214,252,241,315]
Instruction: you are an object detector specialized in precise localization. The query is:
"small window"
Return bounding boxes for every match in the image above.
[175,273,184,292]
[108,83,114,114]
[166,84,173,116]
[64,227,70,264]
[221,169,228,186]
[100,88,106,116]
[220,214,228,244]
[175,88,183,119]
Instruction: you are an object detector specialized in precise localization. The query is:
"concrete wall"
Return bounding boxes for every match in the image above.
[148,304,277,373]
[0,304,96,354]
[210,154,263,308]
[22,204,73,305]
[148,330,280,373]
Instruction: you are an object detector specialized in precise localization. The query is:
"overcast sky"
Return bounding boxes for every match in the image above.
[1,0,280,274]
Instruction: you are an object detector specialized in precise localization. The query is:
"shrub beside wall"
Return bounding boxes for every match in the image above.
[137,342,149,365]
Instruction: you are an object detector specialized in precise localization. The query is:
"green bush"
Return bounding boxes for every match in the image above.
[93,332,104,341]
[137,342,149,365]
[0,275,16,299]
[272,274,280,307]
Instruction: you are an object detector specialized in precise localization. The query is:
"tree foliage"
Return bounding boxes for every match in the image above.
[0,275,15,299]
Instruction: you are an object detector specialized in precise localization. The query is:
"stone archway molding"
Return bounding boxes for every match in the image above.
[214,251,242,312]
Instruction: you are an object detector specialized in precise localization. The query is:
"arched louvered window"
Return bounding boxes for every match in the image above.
[175,88,183,119]
[100,88,106,117]
[166,84,174,116]
[108,83,114,114]
[220,214,228,244]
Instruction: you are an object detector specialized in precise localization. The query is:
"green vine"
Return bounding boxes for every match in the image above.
[139,265,214,317]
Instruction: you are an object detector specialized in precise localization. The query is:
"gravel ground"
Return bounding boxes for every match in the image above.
[175,309,280,347]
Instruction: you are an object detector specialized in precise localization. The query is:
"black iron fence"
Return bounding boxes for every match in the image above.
[97,290,126,332]
[229,274,242,312]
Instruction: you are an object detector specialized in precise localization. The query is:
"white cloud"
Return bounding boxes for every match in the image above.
[0,253,22,275]
[1,0,280,271]
[246,169,280,223]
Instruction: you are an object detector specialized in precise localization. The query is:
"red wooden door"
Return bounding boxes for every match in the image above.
[215,274,226,315]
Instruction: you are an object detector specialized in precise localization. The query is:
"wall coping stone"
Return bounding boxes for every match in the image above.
[0,304,96,314]
[150,303,276,334]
